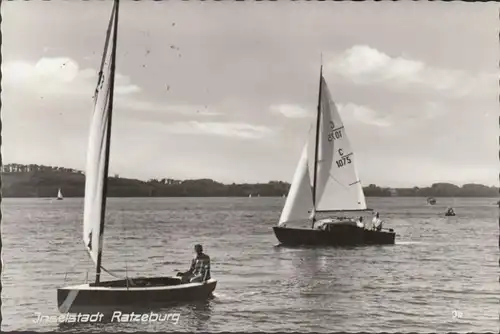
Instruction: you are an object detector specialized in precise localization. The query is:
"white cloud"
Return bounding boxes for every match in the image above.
[327,45,495,98]
[422,101,446,119]
[270,104,311,118]
[116,99,223,117]
[3,57,140,96]
[158,121,274,140]
[338,103,391,127]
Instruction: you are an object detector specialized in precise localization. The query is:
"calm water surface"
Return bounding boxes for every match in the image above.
[2,197,498,332]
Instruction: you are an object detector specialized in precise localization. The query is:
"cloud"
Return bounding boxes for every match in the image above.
[155,121,274,140]
[338,103,391,127]
[270,104,311,118]
[118,100,222,116]
[269,100,391,128]
[422,102,446,120]
[114,73,141,94]
[2,57,140,96]
[327,45,495,98]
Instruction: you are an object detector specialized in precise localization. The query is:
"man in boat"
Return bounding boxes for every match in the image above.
[446,207,455,216]
[177,244,211,284]
[356,216,365,229]
[372,212,383,231]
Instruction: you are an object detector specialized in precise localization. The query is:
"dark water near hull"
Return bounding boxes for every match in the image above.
[2,197,498,332]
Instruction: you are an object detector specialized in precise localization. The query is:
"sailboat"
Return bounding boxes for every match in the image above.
[57,0,216,314]
[57,188,63,200]
[273,65,395,246]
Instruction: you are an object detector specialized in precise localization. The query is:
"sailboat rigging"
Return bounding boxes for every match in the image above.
[273,63,395,247]
[310,64,323,227]
[57,0,216,314]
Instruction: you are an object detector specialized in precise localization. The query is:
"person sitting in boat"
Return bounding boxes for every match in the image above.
[446,207,455,216]
[177,244,211,284]
[356,216,364,229]
[372,212,383,231]
[314,220,326,230]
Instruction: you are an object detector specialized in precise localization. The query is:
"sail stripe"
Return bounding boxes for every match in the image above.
[59,290,80,313]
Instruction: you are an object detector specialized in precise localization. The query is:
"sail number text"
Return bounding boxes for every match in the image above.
[335,148,352,168]
[327,122,343,142]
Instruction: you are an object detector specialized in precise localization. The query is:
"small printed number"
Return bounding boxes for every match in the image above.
[328,130,342,142]
[335,156,352,168]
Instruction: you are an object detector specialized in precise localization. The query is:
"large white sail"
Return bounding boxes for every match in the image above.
[313,76,367,212]
[57,188,63,199]
[82,4,116,267]
[278,142,314,225]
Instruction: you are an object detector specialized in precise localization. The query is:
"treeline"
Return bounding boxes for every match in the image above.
[1,164,289,198]
[1,163,84,174]
[1,163,498,198]
[363,183,498,198]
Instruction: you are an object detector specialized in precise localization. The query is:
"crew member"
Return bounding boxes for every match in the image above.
[356,216,365,229]
[372,212,383,231]
[177,244,211,283]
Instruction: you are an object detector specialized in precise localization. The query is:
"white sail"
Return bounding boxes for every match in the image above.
[57,188,63,199]
[313,76,367,212]
[278,142,314,225]
[82,4,116,267]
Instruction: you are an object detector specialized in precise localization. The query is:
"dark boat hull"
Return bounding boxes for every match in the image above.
[273,225,395,246]
[57,276,217,314]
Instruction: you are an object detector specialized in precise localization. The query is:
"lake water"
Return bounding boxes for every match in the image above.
[2,197,498,332]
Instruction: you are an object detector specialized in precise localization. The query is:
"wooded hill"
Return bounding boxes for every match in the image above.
[1,163,497,198]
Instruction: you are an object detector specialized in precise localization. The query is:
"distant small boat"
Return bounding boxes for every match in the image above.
[445,207,456,217]
[427,197,436,205]
[57,188,63,200]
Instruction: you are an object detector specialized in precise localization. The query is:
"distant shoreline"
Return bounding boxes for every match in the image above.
[1,163,498,198]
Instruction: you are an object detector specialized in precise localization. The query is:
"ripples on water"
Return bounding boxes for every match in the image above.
[2,197,498,332]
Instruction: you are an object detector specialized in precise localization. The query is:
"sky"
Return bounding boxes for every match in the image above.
[2,1,498,187]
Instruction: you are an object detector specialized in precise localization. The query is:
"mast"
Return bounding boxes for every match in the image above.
[310,61,323,228]
[95,0,119,285]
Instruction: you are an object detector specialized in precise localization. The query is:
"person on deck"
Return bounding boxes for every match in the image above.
[372,212,383,231]
[177,244,211,284]
[446,207,455,215]
[356,216,365,229]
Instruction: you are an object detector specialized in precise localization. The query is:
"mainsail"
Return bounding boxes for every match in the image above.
[313,77,367,212]
[82,2,117,270]
[278,71,368,225]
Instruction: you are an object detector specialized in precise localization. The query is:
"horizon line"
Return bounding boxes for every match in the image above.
[1,162,498,189]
